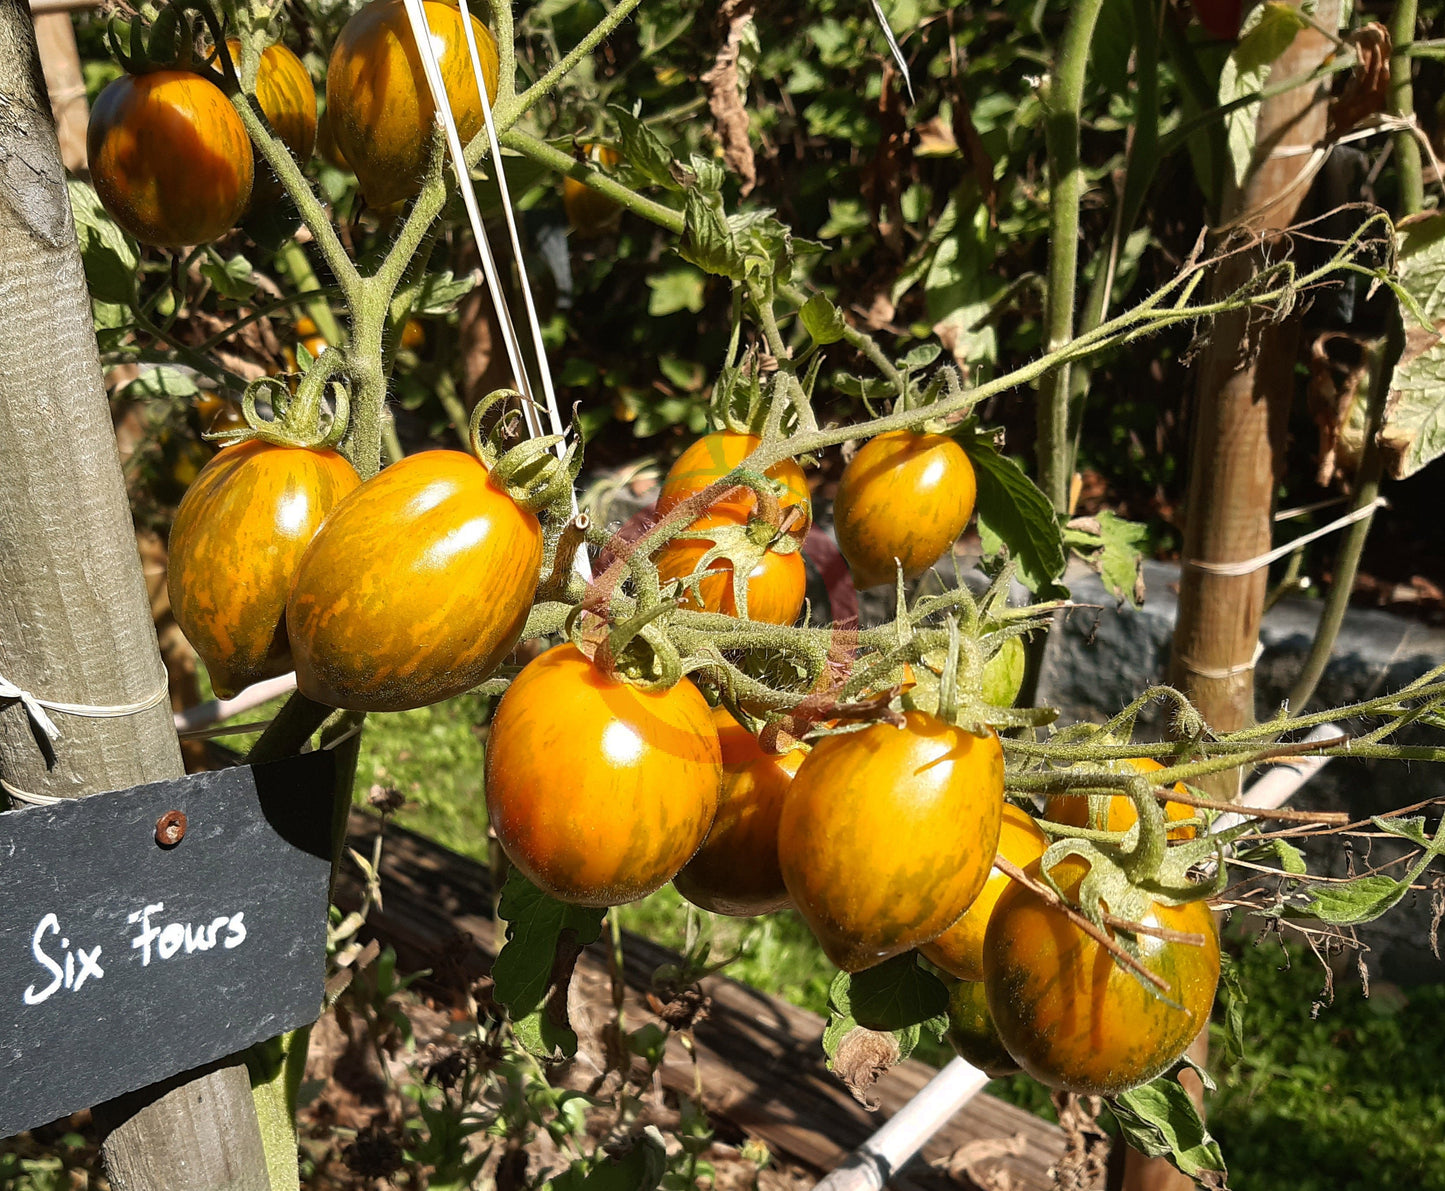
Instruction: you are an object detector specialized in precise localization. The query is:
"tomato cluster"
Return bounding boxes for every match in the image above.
[653,430,811,625]
[166,416,1214,1100]
[169,445,540,706]
[88,0,501,244]
[928,784,1221,1096]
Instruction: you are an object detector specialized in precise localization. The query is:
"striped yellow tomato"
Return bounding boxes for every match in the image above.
[88,71,253,246]
[325,0,499,208]
[487,645,722,906]
[920,803,1048,981]
[286,450,540,711]
[673,707,804,916]
[168,441,359,698]
[778,712,1005,972]
[227,39,316,208]
[833,431,975,589]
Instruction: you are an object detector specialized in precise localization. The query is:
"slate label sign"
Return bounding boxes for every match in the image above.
[0,753,335,1138]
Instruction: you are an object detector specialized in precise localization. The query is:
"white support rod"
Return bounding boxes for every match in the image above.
[813,1059,990,1191]
[811,724,1343,1191]
[172,672,297,734]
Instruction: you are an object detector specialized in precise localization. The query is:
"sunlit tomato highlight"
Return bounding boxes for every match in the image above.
[486,645,722,906]
[89,71,254,247]
[779,712,1005,972]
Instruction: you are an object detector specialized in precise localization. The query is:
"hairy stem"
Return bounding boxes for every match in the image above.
[1390,0,1425,218]
[1037,0,1105,513]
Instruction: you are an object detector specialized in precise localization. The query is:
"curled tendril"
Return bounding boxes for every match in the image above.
[211,351,351,450]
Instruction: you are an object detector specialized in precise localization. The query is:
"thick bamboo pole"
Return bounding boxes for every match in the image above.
[0,4,269,1185]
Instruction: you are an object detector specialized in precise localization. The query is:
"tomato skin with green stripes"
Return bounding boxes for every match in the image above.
[673,706,803,916]
[285,450,541,711]
[168,441,359,698]
[656,431,810,527]
[983,856,1220,1096]
[833,431,976,589]
[944,979,1019,1077]
[920,802,1048,982]
[777,711,1004,972]
[325,0,499,208]
[486,645,722,907]
[88,70,254,247]
[227,39,317,209]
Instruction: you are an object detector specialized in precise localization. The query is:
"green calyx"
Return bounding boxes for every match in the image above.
[469,389,583,517]
[108,0,232,86]
[574,603,685,693]
[212,355,351,450]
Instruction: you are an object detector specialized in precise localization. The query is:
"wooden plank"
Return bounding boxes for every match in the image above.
[337,811,1070,1190]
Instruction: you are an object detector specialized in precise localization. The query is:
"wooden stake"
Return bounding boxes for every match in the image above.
[0,4,269,1185]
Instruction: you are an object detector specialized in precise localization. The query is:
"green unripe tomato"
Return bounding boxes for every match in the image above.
[981,636,1025,708]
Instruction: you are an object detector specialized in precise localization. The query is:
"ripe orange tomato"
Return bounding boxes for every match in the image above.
[1044,757,1198,841]
[168,441,359,698]
[920,803,1048,981]
[945,979,1019,1077]
[983,856,1220,1096]
[286,450,541,711]
[654,515,806,625]
[778,712,1004,972]
[326,0,499,208]
[227,39,316,207]
[564,143,622,237]
[656,432,810,528]
[673,707,804,916]
[399,318,426,351]
[486,645,722,906]
[316,105,350,170]
[89,71,254,247]
[833,431,976,589]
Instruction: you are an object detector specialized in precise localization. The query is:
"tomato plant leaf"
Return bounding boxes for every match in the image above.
[1064,511,1148,606]
[610,105,685,192]
[1269,815,1445,926]
[925,186,1004,369]
[960,425,1067,596]
[493,870,605,1059]
[1364,213,1445,478]
[1110,1074,1228,1182]
[410,269,478,316]
[679,187,745,280]
[800,293,848,345]
[845,953,950,1032]
[547,1127,667,1191]
[67,178,138,307]
[1217,2,1308,192]
[647,266,707,316]
[119,366,200,402]
[200,253,258,301]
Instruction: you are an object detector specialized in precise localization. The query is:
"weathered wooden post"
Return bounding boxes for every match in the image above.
[0,2,271,1185]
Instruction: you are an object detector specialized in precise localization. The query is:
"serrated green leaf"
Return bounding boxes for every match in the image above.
[200,253,257,300]
[961,426,1067,596]
[119,367,200,402]
[67,178,138,306]
[1110,1075,1228,1179]
[647,266,707,316]
[846,953,950,1031]
[1065,511,1148,606]
[412,269,478,316]
[1376,214,1445,478]
[678,189,745,279]
[926,186,1003,368]
[1217,2,1308,191]
[800,293,848,344]
[611,106,682,191]
[493,870,605,1058]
